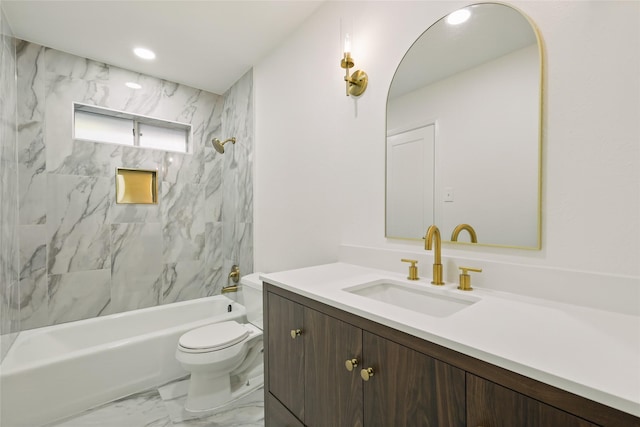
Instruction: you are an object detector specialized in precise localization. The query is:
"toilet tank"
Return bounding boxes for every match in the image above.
[240,273,263,329]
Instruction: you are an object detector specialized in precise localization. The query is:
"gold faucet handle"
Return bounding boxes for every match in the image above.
[459,266,482,274]
[228,264,240,283]
[458,266,482,291]
[401,259,419,280]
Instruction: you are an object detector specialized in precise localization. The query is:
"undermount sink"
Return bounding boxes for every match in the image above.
[344,279,479,318]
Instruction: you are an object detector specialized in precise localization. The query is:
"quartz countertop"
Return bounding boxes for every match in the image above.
[260,262,640,417]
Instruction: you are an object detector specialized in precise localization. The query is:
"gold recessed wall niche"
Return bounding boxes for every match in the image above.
[385,3,543,249]
[116,168,158,204]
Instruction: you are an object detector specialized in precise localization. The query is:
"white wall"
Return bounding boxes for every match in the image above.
[254,1,639,301]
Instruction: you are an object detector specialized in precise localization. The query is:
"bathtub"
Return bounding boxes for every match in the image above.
[0,295,246,427]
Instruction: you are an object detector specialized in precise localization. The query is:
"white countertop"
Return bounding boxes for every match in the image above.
[261,262,640,417]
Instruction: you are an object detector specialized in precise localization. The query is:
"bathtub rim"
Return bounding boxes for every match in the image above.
[0,295,246,376]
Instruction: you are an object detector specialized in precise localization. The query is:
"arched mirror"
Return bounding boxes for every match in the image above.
[386,3,542,249]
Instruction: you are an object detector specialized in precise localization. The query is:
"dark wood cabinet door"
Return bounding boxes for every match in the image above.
[267,292,305,422]
[304,308,363,427]
[266,392,305,427]
[467,373,599,427]
[362,331,466,427]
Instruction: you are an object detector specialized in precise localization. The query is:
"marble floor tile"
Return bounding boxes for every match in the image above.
[158,388,264,427]
[158,378,264,424]
[47,389,169,427]
[46,381,264,427]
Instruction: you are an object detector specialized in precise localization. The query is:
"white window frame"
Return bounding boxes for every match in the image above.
[72,102,192,154]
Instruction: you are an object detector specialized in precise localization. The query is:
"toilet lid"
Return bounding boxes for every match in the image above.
[178,321,249,351]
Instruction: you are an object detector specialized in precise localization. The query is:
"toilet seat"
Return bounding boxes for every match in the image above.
[178,321,249,354]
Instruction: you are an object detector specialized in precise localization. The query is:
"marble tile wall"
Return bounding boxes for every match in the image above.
[221,70,254,284]
[0,5,20,361]
[15,40,254,330]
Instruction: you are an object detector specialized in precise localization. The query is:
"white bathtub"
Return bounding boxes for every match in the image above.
[0,295,246,427]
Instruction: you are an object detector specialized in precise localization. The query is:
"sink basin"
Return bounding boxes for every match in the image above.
[344,280,478,317]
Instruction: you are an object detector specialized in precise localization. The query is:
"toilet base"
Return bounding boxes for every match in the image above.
[182,372,264,414]
[175,323,264,413]
[184,372,231,412]
[158,373,264,424]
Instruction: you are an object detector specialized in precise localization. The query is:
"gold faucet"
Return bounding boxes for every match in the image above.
[424,225,444,285]
[451,223,478,243]
[228,265,240,283]
[222,265,240,293]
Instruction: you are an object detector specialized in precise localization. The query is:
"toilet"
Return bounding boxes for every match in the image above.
[175,273,264,412]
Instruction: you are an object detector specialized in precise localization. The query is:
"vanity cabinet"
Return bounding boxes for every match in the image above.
[466,374,598,427]
[264,283,640,427]
[266,292,305,420]
[362,331,465,426]
[266,288,465,426]
[267,291,364,426]
[304,305,363,426]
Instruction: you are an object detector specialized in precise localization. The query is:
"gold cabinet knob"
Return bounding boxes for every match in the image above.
[360,367,374,381]
[345,358,359,371]
[290,329,302,339]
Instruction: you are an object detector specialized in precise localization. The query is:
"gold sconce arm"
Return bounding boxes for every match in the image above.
[340,52,368,97]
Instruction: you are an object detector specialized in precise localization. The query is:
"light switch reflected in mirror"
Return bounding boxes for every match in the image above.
[385,3,542,249]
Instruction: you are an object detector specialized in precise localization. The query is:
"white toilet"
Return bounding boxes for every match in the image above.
[175,273,264,412]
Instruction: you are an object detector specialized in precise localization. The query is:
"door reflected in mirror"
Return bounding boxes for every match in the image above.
[386,3,542,249]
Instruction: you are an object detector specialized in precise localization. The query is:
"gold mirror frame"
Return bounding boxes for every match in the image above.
[385,2,543,250]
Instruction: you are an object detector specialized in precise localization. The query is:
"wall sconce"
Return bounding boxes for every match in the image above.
[340,31,368,97]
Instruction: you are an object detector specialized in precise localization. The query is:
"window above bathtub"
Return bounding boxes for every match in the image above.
[73,103,192,153]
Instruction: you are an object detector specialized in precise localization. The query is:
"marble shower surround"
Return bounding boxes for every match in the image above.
[15,40,254,329]
[0,5,20,360]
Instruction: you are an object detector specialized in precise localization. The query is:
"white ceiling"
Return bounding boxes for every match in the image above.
[3,0,324,95]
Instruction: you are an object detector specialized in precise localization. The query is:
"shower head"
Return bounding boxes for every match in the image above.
[212,137,236,154]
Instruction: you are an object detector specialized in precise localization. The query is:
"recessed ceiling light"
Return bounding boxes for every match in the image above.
[446,8,471,25]
[125,82,142,90]
[133,47,156,60]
